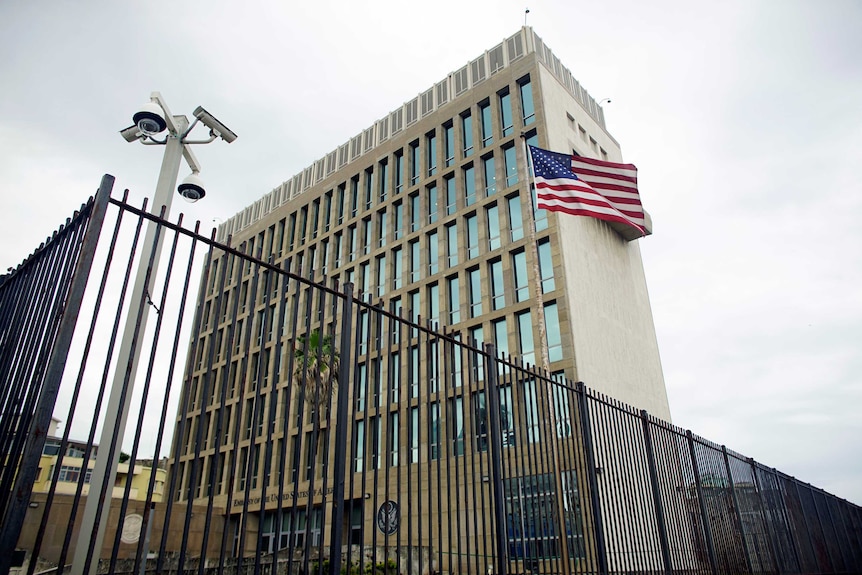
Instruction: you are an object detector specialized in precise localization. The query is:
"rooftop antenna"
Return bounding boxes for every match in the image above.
[524,8,530,26]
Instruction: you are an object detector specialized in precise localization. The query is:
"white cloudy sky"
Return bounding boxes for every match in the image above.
[1,1,860,502]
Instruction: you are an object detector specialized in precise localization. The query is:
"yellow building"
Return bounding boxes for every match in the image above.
[32,420,167,502]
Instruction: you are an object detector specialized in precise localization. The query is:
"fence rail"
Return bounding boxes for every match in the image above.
[0,178,860,575]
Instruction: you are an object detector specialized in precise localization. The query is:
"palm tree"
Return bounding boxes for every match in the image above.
[293,329,339,410]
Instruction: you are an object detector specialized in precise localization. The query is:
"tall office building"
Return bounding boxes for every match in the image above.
[172,27,671,564]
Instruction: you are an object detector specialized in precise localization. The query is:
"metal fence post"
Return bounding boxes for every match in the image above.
[0,176,113,575]
[721,446,753,574]
[575,382,607,574]
[641,411,673,574]
[484,343,508,575]
[686,430,718,575]
[329,283,354,575]
[749,459,783,573]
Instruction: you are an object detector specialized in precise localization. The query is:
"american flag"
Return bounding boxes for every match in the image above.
[528,145,646,236]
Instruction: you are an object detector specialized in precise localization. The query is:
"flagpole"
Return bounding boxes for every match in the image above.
[520,136,572,575]
[520,137,550,372]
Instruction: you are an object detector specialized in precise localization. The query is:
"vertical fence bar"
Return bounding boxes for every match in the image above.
[686,431,718,575]
[0,175,112,575]
[483,343,507,575]
[329,283,354,575]
[575,382,607,574]
[640,411,672,574]
[722,446,753,574]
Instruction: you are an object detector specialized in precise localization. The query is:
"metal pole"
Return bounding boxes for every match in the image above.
[575,382,607,574]
[721,446,753,574]
[71,124,186,575]
[686,431,718,575]
[484,343,508,575]
[138,502,156,575]
[328,283,354,575]
[641,411,673,574]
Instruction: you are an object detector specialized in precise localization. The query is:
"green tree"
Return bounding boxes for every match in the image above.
[294,329,339,409]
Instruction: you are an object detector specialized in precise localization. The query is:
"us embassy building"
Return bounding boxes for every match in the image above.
[169,27,672,573]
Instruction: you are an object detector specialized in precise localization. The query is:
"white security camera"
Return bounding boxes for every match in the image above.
[119,125,144,143]
[178,172,206,202]
[133,101,167,136]
[193,106,237,143]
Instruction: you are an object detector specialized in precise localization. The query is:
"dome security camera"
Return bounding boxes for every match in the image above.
[178,173,206,202]
[133,101,167,136]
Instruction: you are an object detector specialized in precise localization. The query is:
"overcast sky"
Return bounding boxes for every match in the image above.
[1,0,860,503]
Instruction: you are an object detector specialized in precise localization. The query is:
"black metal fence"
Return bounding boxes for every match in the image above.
[1,178,860,575]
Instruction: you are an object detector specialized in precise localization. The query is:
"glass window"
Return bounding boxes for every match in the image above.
[394,202,403,240]
[470,325,485,378]
[447,275,460,325]
[473,392,488,452]
[468,267,482,318]
[487,205,501,251]
[444,123,455,167]
[360,261,370,301]
[427,184,438,224]
[409,345,420,397]
[351,177,359,216]
[450,397,464,456]
[362,218,371,255]
[377,211,387,247]
[517,311,535,366]
[508,195,523,241]
[391,297,402,344]
[480,102,493,147]
[461,113,473,157]
[427,132,437,176]
[483,155,496,196]
[520,78,535,125]
[493,318,509,359]
[545,303,563,362]
[298,207,308,243]
[392,247,403,290]
[464,166,476,206]
[410,406,420,463]
[410,141,420,185]
[429,402,440,460]
[409,193,420,232]
[513,250,528,302]
[409,290,420,337]
[499,90,514,137]
[538,239,555,293]
[490,259,504,310]
[504,145,518,187]
[334,233,342,266]
[427,231,439,275]
[377,255,387,297]
[428,283,439,325]
[446,223,458,267]
[446,176,457,215]
[347,226,359,262]
[410,240,420,283]
[379,160,389,202]
[466,214,478,259]
[322,193,332,233]
[353,420,365,472]
[395,152,404,194]
[336,184,345,224]
[388,412,399,467]
[364,169,374,210]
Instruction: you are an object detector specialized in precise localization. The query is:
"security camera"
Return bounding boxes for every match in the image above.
[193,106,237,143]
[120,125,144,143]
[178,172,206,202]
[133,101,167,135]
